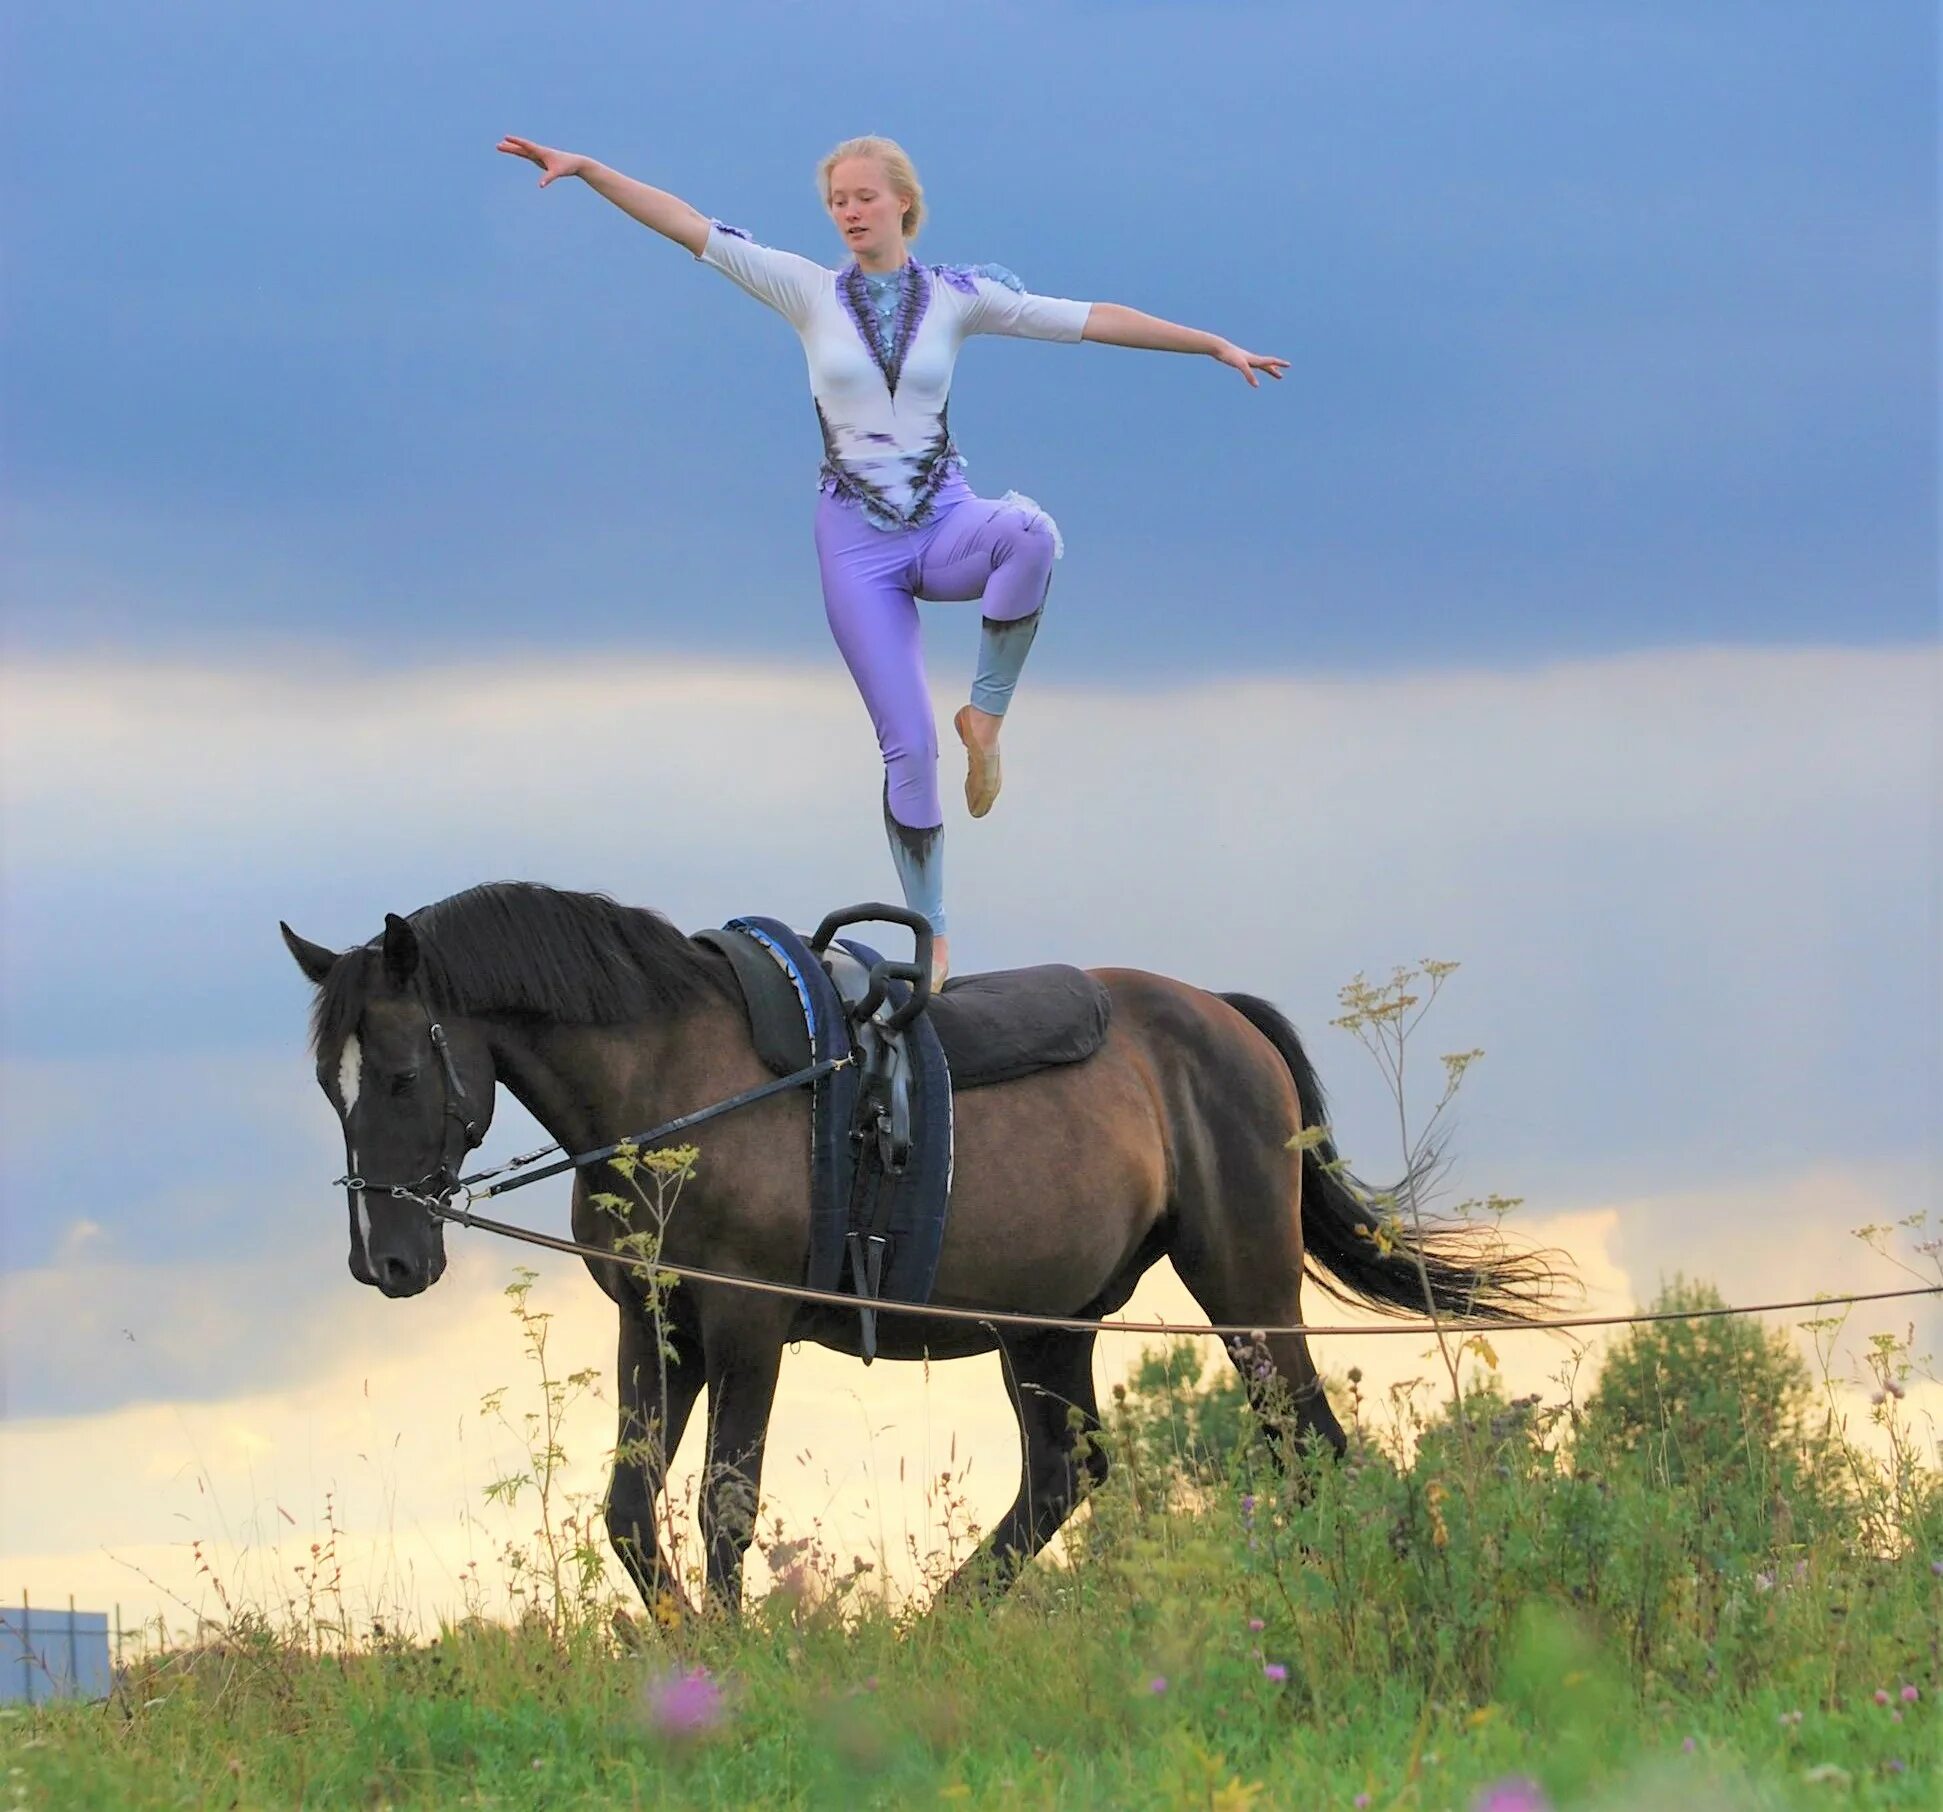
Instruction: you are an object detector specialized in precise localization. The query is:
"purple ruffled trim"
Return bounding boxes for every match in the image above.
[817,414,964,532]
[836,260,930,398]
[709,219,753,241]
[932,261,1026,296]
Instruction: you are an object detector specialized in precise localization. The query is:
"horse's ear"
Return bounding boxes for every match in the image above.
[382,912,420,990]
[281,922,339,986]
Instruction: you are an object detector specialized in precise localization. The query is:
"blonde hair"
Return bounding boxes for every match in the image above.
[817,135,926,242]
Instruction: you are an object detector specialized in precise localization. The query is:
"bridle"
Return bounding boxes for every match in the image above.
[333,988,485,1214]
[330,991,848,1219]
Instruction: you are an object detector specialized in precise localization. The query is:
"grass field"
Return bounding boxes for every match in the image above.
[6,1266,1939,1811]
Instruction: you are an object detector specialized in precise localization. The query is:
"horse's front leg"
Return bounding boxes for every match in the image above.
[699,1296,794,1613]
[607,1303,704,1622]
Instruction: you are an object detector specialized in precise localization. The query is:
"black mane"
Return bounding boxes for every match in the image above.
[310,882,725,1053]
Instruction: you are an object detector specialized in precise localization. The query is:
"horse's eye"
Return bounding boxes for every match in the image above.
[388,1070,420,1098]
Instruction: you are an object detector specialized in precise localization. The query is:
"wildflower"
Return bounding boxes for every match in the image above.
[1902,1684,1920,1703]
[1870,1390,1887,1407]
[1471,1778,1551,1812]
[1778,1709,1804,1728]
[1754,1571,1775,1592]
[1933,1559,1943,1577]
[1681,1737,1696,1754]
[1240,1493,1258,1522]
[1148,1676,1168,1695]
[642,1666,725,1743]
[1886,1758,1906,1774]
[1354,1797,1371,1810]
[1247,1617,1266,1632]
[1263,1663,1288,1683]
[1875,1689,1891,1707]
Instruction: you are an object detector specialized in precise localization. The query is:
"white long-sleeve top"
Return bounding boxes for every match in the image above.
[695,220,1093,530]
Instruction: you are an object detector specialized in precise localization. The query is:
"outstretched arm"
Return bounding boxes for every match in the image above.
[1080,302,1288,389]
[497,137,709,256]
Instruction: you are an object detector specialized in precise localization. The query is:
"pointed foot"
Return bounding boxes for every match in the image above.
[954,705,1003,818]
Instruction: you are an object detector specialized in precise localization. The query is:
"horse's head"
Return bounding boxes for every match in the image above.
[282,912,497,1298]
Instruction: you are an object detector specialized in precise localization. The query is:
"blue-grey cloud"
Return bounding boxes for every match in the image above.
[7,3,1932,672]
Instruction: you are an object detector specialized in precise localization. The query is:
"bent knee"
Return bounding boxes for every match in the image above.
[1003,512,1057,572]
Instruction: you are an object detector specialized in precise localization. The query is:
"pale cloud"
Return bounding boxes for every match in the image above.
[3,640,1930,1178]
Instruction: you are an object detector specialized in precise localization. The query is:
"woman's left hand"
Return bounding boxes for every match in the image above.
[1211,341,1288,388]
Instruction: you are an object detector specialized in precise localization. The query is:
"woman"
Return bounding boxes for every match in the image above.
[497,133,1286,981]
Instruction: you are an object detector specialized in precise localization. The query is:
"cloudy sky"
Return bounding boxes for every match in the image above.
[3,2,1936,1629]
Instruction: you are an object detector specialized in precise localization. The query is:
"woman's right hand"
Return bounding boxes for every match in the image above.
[496,137,585,188]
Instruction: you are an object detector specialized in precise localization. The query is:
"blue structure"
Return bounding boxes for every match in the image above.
[1,1603,112,1704]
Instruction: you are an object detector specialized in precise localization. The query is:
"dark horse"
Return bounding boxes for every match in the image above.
[282,882,1552,1614]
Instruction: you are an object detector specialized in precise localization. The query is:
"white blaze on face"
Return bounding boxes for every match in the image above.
[336,1035,373,1269]
[337,1034,363,1118]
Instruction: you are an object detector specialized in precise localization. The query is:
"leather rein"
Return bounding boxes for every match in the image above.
[333,986,847,1217]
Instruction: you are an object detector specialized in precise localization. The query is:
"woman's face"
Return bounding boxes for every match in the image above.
[826,157,909,266]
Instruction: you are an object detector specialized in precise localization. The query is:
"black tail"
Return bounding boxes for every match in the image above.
[1220,991,1559,1324]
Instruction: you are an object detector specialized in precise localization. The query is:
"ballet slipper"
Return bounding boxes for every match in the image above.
[954,705,1003,818]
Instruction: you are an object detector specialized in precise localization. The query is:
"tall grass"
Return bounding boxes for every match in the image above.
[6,1257,1938,1809]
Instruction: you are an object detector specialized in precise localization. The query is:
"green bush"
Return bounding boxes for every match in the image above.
[1577,1275,1845,1564]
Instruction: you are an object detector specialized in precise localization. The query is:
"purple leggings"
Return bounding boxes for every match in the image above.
[815,476,1059,935]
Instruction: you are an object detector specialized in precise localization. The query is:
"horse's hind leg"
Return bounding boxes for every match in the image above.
[941,1329,1110,1601]
[1173,1199,1348,1464]
[607,1306,705,1621]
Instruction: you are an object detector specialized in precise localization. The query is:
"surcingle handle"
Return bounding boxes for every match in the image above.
[808,903,935,1027]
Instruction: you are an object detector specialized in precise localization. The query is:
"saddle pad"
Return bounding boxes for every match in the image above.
[701,919,860,1296]
[698,919,953,1314]
[829,932,955,1321]
[932,964,1111,1087]
[697,933,1110,1091]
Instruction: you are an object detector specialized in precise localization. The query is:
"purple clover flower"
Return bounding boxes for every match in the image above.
[1247,1617,1266,1632]
[1902,1684,1920,1703]
[1471,1780,1552,1812]
[642,1665,725,1742]
[1262,1662,1288,1682]
[1148,1675,1168,1695]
